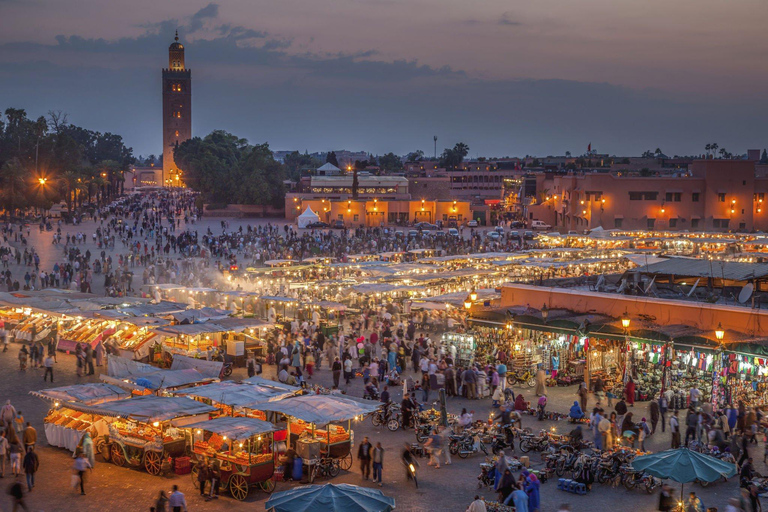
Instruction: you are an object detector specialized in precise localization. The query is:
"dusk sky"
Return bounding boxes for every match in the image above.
[1,0,766,158]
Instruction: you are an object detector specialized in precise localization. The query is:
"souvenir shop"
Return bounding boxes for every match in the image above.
[441,332,476,367]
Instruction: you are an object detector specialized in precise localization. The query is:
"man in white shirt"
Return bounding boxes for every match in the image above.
[467,495,487,512]
[690,387,701,410]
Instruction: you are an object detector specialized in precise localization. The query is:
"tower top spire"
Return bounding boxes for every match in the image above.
[175,30,179,42]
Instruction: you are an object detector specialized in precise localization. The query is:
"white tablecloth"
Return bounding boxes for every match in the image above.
[44,423,85,453]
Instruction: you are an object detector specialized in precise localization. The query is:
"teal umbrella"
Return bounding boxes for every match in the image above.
[631,447,737,483]
[265,483,396,512]
[631,447,738,506]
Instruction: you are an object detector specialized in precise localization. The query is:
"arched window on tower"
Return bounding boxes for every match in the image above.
[175,130,179,137]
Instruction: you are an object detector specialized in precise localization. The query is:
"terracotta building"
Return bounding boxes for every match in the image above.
[526,159,768,232]
[161,31,191,186]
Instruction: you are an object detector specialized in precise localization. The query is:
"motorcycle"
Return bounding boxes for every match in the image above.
[453,431,489,459]
[414,417,437,443]
[490,425,516,454]
[219,362,233,378]
[371,404,401,432]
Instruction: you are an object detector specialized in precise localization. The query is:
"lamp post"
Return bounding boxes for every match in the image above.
[541,303,549,323]
[469,287,478,303]
[463,294,472,311]
[621,310,632,385]
[712,323,725,410]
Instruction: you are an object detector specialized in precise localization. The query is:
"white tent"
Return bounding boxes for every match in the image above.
[297,207,321,228]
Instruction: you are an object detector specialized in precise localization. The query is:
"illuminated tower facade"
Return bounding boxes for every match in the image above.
[161,30,191,186]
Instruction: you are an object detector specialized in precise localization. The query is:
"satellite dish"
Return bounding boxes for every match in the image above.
[738,283,754,304]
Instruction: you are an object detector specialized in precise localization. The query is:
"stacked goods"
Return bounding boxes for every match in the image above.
[115,327,157,351]
[244,410,267,421]
[45,409,94,431]
[289,421,350,444]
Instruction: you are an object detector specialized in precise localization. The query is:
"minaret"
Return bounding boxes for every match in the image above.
[162,30,191,187]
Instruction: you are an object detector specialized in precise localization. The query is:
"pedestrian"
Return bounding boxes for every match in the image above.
[9,435,22,477]
[522,469,541,512]
[22,423,35,453]
[332,357,342,388]
[505,482,529,511]
[7,478,26,512]
[467,495,487,512]
[43,353,54,382]
[358,436,372,480]
[207,459,221,500]
[372,442,384,486]
[685,408,698,446]
[22,447,38,492]
[670,410,681,449]
[196,459,209,496]
[0,431,8,477]
[624,377,635,407]
[650,399,660,434]
[424,431,443,469]
[82,432,95,467]
[155,490,169,512]
[169,485,188,512]
[685,491,705,512]
[659,394,668,433]
[577,382,588,412]
[72,452,92,495]
[534,367,547,397]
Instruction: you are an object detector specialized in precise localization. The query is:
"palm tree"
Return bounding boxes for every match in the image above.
[711,143,719,158]
[58,169,80,214]
[705,143,712,157]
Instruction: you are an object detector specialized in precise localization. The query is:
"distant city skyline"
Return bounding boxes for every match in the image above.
[1,1,766,157]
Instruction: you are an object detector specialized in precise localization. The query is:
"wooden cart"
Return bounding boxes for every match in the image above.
[187,417,279,500]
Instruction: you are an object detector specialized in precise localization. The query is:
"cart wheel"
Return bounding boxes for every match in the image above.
[191,466,199,490]
[339,453,353,471]
[387,418,400,432]
[260,478,276,494]
[110,444,126,467]
[144,451,162,475]
[229,474,249,501]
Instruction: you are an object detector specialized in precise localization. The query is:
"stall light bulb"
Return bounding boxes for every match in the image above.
[223,436,227,440]
[197,430,202,435]
[153,422,160,427]
[54,402,60,407]
[239,443,243,448]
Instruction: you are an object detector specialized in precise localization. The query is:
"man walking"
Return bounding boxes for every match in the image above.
[332,357,342,389]
[43,353,54,382]
[372,442,384,486]
[0,431,8,477]
[22,447,38,492]
[169,485,188,512]
[22,423,36,453]
[357,436,373,480]
[72,452,92,495]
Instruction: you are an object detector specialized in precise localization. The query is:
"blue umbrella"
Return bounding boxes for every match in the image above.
[265,483,396,512]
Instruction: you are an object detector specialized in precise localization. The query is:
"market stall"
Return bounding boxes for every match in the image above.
[32,383,130,453]
[257,395,379,478]
[103,355,220,394]
[173,381,298,420]
[75,396,218,475]
[187,416,279,499]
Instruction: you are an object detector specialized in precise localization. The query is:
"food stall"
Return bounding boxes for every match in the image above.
[102,354,221,395]
[187,416,279,499]
[78,396,218,475]
[257,395,379,479]
[32,383,130,453]
[173,381,298,420]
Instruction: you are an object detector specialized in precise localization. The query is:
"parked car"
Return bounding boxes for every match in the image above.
[510,221,525,229]
[415,222,438,230]
[332,220,345,229]
[486,231,501,241]
[523,231,535,240]
[306,221,329,229]
[448,228,459,237]
[408,229,420,238]
[467,220,479,227]
[530,220,551,230]
[494,226,505,234]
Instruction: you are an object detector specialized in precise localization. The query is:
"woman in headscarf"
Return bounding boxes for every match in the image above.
[514,394,527,412]
[82,432,95,467]
[497,469,515,503]
[494,450,510,491]
[625,377,636,407]
[569,401,584,420]
[522,469,541,512]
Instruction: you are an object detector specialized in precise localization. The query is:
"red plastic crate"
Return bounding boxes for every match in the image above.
[174,456,192,475]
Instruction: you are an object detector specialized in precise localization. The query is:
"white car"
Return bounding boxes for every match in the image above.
[467,220,479,227]
[530,220,552,230]
[448,228,459,237]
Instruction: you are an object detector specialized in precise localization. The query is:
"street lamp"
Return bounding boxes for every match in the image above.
[621,310,631,330]
[715,323,725,342]
[463,294,472,310]
[469,287,478,302]
[541,303,549,322]
[38,177,47,186]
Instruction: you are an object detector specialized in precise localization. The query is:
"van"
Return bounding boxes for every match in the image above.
[530,220,551,230]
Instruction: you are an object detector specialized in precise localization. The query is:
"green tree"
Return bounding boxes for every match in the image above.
[438,142,470,170]
[325,151,339,167]
[378,152,403,172]
[406,150,424,162]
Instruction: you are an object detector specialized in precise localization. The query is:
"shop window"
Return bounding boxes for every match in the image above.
[647,218,655,229]
[692,193,700,202]
[614,218,623,228]
[718,193,726,202]
[669,218,677,228]
[691,218,699,228]
[740,222,746,230]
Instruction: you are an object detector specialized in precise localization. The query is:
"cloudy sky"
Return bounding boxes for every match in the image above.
[1,0,766,158]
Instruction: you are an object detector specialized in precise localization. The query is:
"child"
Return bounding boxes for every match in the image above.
[606,391,616,407]
[14,411,24,436]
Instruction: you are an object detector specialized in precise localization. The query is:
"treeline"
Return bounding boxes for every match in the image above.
[0,108,134,215]
[174,130,286,207]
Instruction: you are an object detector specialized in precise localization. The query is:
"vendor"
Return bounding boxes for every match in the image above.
[280,447,297,481]
[570,401,584,421]
[513,394,527,412]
